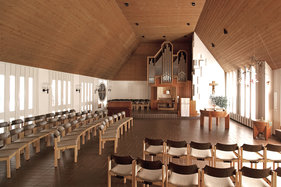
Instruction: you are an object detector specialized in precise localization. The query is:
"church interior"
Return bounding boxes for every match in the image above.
[1,0,281,186]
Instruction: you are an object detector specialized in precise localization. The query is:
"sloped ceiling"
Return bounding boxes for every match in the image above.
[0,0,138,79]
[115,0,205,42]
[195,0,281,71]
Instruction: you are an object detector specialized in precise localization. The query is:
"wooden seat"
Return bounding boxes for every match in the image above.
[166,139,188,164]
[143,138,166,162]
[239,167,272,187]
[214,143,240,169]
[108,155,135,187]
[240,144,265,169]
[132,158,166,187]
[202,165,237,187]
[264,144,281,170]
[166,162,200,187]
[188,141,213,166]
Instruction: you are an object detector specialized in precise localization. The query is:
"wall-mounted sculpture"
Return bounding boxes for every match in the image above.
[147,41,188,84]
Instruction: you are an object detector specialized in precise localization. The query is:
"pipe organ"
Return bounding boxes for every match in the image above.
[147,41,188,84]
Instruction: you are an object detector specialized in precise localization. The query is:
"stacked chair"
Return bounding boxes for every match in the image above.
[109,138,281,186]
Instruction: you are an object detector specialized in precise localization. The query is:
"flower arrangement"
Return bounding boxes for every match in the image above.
[210,96,228,109]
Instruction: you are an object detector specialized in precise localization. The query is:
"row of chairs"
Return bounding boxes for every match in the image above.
[142,138,281,170]
[0,109,108,178]
[108,99,150,111]
[53,112,109,167]
[98,112,133,155]
[108,155,280,186]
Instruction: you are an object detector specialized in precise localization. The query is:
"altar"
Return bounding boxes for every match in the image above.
[200,109,230,130]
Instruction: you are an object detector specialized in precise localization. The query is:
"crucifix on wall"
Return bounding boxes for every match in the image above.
[209,81,218,95]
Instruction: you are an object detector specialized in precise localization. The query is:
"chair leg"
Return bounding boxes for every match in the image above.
[7,158,11,178]
[74,146,78,163]
[107,172,111,187]
[54,148,58,167]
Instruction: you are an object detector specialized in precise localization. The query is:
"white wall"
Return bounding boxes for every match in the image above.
[0,60,108,121]
[192,33,225,110]
[109,81,150,99]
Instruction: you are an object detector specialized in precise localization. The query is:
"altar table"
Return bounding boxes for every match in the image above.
[200,109,230,131]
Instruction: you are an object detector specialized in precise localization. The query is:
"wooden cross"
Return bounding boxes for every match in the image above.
[209,81,218,95]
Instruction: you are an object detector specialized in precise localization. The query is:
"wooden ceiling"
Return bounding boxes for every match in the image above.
[1,0,281,79]
[195,0,281,71]
[0,0,138,79]
[116,0,205,42]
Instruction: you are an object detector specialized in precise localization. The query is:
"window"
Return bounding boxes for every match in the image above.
[52,80,56,106]
[9,75,15,112]
[19,76,25,110]
[63,81,66,105]
[0,75,4,113]
[81,82,84,102]
[240,69,245,117]
[251,66,256,119]
[28,77,33,109]
[245,69,250,118]
[58,80,61,106]
[68,81,71,105]
[90,83,93,102]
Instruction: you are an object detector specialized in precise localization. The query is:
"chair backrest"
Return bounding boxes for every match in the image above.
[203,165,236,178]
[111,155,133,165]
[168,162,198,175]
[136,158,163,170]
[190,141,212,150]
[216,143,238,151]
[145,138,164,146]
[242,144,264,152]
[266,144,281,152]
[240,166,271,178]
[166,140,187,148]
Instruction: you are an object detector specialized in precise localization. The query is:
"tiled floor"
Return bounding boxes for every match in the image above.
[0,118,280,187]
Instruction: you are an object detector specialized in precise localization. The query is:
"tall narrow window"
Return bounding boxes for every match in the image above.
[245,69,250,118]
[19,76,25,110]
[240,69,245,117]
[68,81,71,105]
[88,83,90,102]
[232,71,237,113]
[63,81,66,105]
[81,83,84,103]
[84,83,87,103]
[251,66,256,119]
[28,77,33,109]
[90,83,93,102]
[9,75,15,112]
[0,75,4,113]
[52,80,56,106]
[58,80,61,106]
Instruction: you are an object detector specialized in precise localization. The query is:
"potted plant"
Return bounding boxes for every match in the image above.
[210,96,228,110]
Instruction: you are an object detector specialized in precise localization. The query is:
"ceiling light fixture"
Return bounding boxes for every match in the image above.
[135,23,139,26]
[124,2,129,7]
[162,35,166,38]
[211,43,215,47]
[142,35,145,38]
[191,2,196,6]
[224,28,228,34]
[186,23,190,26]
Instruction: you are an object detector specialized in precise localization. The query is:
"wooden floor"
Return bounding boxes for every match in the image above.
[0,118,280,187]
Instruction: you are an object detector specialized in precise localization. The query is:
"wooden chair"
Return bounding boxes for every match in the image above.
[166,162,200,187]
[239,166,272,187]
[108,155,135,187]
[264,144,281,170]
[214,143,240,169]
[188,141,213,166]
[240,144,265,169]
[202,165,237,187]
[133,158,166,187]
[143,138,166,162]
[166,140,188,165]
